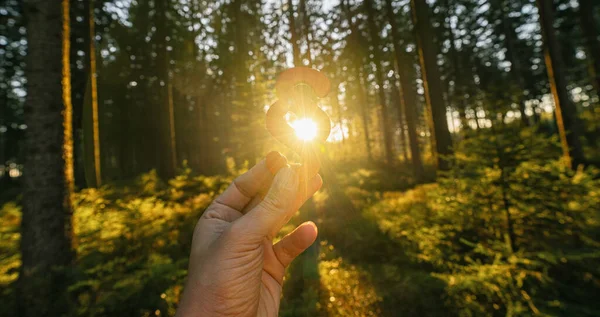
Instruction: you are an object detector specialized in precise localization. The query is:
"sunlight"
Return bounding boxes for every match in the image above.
[291,118,318,141]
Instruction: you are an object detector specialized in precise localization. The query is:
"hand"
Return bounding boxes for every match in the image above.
[176,152,323,317]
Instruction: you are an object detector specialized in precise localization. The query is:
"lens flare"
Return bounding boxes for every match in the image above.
[291,118,318,141]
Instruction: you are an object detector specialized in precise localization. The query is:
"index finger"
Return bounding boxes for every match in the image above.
[214,151,287,212]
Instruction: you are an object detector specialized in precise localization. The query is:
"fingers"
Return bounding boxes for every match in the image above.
[262,221,318,285]
[235,167,322,241]
[273,221,318,268]
[214,151,287,212]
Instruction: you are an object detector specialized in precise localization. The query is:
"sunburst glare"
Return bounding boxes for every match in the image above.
[291,118,318,141]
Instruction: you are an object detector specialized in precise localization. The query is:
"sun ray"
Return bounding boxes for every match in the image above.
[291,118,318,141]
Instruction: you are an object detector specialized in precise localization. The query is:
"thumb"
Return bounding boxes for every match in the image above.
[235,166,299,240]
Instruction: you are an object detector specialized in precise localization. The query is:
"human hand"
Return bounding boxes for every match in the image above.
[176,152,323,317]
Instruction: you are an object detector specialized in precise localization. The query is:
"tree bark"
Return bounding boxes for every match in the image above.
[364,0,395,165]
[340,0,373,162]
[331,82,346,143]
[500,0,529,126]
[537,0,586,168]
[299,0,313,66]
[70,0,87,189]
[385,0,425,181]
[87,0,101,186]
[358,67,374,162]
[288,0,302,67]
[578,0,600,99]
[155,0,177,179]
[410,0,453,171]
[19,1,75,315]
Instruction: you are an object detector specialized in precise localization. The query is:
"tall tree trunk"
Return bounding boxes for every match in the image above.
[70,0,87,189]
[288,0,302,67]
[155,0,177,179]
[358,67,374,162]
[364,0,395,164]
[441,0,473,129]
[578,0,600,99]
[331,82,346,143]
[19,1,75,315]
[232,0,257,163]
[537,0,586,168]
[299,0,313,65]
[385,0,425,181]
[87,0,101,187]
[499,0,529,126]
[0,80,6,168]
[340,0,373,162]
[392,82,408,162]
[127,0,152,175]
[410,0,453,171]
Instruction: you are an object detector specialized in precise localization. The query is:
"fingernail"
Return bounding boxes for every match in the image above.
[304,221,318,234]
[266,151,287,175]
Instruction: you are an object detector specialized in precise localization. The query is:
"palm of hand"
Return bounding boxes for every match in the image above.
[177,155,321,317]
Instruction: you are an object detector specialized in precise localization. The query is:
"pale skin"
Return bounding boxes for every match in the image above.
[176,152,322,317]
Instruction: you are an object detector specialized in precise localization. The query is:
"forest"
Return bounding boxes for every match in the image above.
[1,0,600,316]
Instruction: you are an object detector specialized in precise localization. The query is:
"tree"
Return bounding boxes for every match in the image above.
[19,0,75,315]
[536,0,585,168]
[364,0,395,165]
[85,0,102,187]
[410,0,453,171]
[288,0,302,67]
[578,0,600,98]
[155,0,178,179]
[498,0,530,126]
[340,0,373,162]
[299,0,313,65]
[385,0,425,181]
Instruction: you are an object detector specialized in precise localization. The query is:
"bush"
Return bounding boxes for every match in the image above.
[0,170,233,317]
[364,124,600,316]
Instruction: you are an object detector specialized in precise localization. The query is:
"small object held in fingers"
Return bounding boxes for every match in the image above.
[266,67,332,178]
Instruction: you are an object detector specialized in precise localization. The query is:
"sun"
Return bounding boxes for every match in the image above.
[291,118,318,141]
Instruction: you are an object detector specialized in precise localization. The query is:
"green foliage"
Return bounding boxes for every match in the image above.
[365,124,600,316]
[317,241,382,317]
[0,170,235,317]
[0,202,20,315]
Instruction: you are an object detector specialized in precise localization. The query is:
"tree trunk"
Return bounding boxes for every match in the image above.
[385,0,425,181]
[392,82,408,162]
[578,0,600,99]
[0,79,6,168]
[331,82,346,143]
[87,0,101,187]
[358,67,374,162]
[441,0,461,124]
[500,0,529,126]
[19,1,75,315]
[127,0,152,175]
[155,0,177,179]
[410,0,453,171]
[537,0,586,168]
[287,0,302,67]
[364,0,395,165]
[70,0,87,189]
[340,0,373,162]
[299,0,313,66]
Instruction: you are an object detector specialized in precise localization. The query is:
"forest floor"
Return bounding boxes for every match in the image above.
[1,165,443,317]
[1,158,599,317]
[279,165,448,316]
